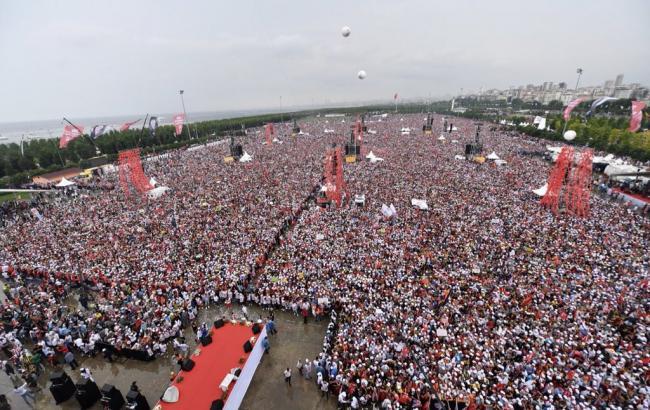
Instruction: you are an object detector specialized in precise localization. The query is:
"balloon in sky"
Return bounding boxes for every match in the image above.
[563,130,576,141]
[341,26,351,37]
[357,70,367,80]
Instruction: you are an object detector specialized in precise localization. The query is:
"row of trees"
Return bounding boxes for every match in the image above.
[0,112,304,187]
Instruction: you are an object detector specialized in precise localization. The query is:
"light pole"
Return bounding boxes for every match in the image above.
[179,90,192,140]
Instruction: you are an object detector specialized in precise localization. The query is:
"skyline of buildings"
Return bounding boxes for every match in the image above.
[458,74,649,105]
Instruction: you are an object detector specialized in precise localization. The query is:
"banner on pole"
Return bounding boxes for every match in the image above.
[119,119,141,132]
[563,97,585,121]
[173,114,185,136]
[59,125,84,148]
[628,101,646,132]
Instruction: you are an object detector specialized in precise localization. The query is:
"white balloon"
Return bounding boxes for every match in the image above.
[357,70,367,79]
[341,26,351,37]
[563,130,577,141]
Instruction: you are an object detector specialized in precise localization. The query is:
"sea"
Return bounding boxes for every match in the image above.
[0,109,281,145]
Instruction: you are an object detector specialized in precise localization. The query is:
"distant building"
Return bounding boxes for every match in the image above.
[615,74,624,87]
[32,167,82,186]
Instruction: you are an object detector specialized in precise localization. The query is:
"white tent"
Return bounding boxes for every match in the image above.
[56,177,75,187]
[147,186,170,199]
[454,155,465,160]
[411,199,428,210]
[437,135,446,141]
[400,127,411,135]
[381,203,397,218]
[365,151,384,163]
[239,152,253,162]
[537,118,547,130]
[367,130,377,135]
[604,164,642,177]
[532,183,548,197]
[495,159,508,166]
[149,177,157,186]
[486,152,500,160]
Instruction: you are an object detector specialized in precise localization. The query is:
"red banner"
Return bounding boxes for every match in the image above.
[628,101,646,132]
[563,97,584,121]
[173,114,185,136]
[119,119,140,132]
[59,125,84,148]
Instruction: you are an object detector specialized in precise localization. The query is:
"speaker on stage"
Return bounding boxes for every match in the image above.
[100,384,125,410]
[49,371,76,404]
[243,340,253,353]
[75,378,101,409]
[181,358,195,372]
[211,399,225,410]
[126,389,151,410]
[252,323,261,335]
[214,318,225,329]
[200,335,213,346]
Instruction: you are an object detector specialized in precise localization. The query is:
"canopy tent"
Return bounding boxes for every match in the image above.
[604,164,643,177]
[437,135,446,141]
[454,155,465,160]
[495,159,508,166]
[365,151,384,163]
[56,177,75,187]
[239,152,253,162]
[149,177,157,187]
[486,152,500,160]
[147,186,170,199]
[411,199,429,210]
[532,183,548,197]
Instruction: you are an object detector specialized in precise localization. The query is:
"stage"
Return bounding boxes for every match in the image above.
[158,321,267,410]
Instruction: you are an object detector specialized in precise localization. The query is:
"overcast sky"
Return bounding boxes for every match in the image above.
[1,0,648,122]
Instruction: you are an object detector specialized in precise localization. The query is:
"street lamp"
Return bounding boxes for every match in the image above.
[179,90,192,139]
[575,68,583,91]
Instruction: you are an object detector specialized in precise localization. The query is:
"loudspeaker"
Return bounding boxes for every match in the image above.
[211,399,225,410]
[345,143,361,156]
[465,144,472,155]
[252,323,261,335]
[50,374,76,404]
[231,144,243,158]
[50,370,70,385]
[126,389,151,410]
[243,340,253,353]
[75,379,101,409]
[181,358,195,372]
[200,335,213,346]
[214,319,225,329]
[100,384,125,410]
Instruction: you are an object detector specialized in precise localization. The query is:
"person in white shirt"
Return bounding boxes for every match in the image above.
[283,368,292,386]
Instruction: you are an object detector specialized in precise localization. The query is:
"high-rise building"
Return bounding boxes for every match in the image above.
[615,74,624,87]
[558,82,567,90]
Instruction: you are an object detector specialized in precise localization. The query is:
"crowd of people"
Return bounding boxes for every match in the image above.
[0,113,647,408]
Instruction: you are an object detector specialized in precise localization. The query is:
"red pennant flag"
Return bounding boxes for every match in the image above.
[563,97,585,121]
[628,101,646,132]
[119,119,141,132]
[173,114,185,136]
[59,125,84,148]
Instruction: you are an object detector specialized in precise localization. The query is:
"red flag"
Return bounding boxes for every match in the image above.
[173,114,185,136]
[59,125,84,148]
[119,119,141,132]
[628,101,646,132]
[563,97,584,121]
[394,93,398,100]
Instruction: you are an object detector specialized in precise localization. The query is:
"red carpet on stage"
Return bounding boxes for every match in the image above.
[159,322,260,410]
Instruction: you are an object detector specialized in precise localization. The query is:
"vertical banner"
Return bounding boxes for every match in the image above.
[563,97,584,121]
[59,125,84,148]
[173,114,185,136]
[628,101,646,132]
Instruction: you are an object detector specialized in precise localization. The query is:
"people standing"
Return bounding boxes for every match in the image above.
[283,368,292,386]
[64,351,78,370]
[13,382,35,408]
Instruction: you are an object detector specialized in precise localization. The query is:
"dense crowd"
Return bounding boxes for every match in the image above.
[0,114,647,409]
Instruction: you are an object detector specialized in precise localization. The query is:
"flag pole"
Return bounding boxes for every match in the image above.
[138,114,149,147]
[63,117,101,154]
[562,68,583,135]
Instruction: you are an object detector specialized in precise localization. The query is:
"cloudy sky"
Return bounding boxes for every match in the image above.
[1,0,648,122]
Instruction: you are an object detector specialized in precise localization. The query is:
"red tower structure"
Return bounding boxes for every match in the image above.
[317,146,347,208]
[264,123,274,145]
[118,148,152,197]
[540,146,573,215]
[566,149,593,217]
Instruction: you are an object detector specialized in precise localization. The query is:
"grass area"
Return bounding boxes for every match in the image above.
[0,192,32,203]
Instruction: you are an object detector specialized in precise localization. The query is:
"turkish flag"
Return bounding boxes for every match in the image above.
[563,97,584,121]
[59,125,84,148]
[173,114,185,136]
[628,101,646,132]
[119,119,141,132]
